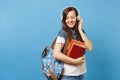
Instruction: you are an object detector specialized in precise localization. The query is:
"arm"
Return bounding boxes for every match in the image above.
[53,43,84,66]
[78,17,93,51]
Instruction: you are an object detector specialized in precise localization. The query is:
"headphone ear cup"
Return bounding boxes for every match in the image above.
[61,16,63,20]
[77,16,81,21]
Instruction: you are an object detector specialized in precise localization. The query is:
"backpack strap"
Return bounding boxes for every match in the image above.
[48,69,58,80]
[51,37,57,49]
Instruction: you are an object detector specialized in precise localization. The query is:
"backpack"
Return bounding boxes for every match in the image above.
[40,37,69,80]
[41,46,63,80]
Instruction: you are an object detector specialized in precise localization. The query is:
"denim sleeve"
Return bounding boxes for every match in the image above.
[56,29,66,44]
[57,29,66,39]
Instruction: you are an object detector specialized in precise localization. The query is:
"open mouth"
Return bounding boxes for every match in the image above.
[68,22,75,26]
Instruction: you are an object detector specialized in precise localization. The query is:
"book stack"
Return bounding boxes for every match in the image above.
[67,39,86,59]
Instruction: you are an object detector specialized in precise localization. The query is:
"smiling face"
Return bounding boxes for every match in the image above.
[65,10,77,28]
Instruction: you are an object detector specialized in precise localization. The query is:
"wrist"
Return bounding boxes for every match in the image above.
[78,29,83,33]
[70,58,76,65]
[73,59,78,65]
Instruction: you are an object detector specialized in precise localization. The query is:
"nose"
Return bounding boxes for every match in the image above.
[69,18,73,22]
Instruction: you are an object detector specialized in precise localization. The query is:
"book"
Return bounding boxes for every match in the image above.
[67,39,86,59]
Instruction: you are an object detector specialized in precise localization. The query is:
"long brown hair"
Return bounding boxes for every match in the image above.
[61,7,84,42]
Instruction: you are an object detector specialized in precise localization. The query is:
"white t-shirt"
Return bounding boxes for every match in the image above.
[56,31,87,76]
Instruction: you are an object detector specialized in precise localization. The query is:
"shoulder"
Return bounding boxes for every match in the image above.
[58,29,66,38]
[56,29,66,44]
[58,29,66,34]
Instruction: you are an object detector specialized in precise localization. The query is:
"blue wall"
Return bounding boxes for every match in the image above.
[0,0,120,80]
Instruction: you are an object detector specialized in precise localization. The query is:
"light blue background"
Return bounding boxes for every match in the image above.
[0,0,120,80]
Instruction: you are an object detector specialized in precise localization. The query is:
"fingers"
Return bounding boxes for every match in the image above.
[80,56,84,60]
[75,57,85,66]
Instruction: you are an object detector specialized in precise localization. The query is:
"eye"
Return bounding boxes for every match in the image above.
[66,16,69,20]
[66,17,69,20]
[71,16,76,19]
[71,16,74,19]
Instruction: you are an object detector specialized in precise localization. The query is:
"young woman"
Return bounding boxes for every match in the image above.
[53,7,93,80]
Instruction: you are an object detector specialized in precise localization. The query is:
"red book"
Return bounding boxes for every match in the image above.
[67,39,86,59]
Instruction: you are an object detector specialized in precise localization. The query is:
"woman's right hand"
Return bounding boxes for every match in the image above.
[74,57,85,66]
[78,16,83,31]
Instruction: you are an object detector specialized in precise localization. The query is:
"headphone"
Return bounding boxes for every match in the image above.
[61,6,81,21]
